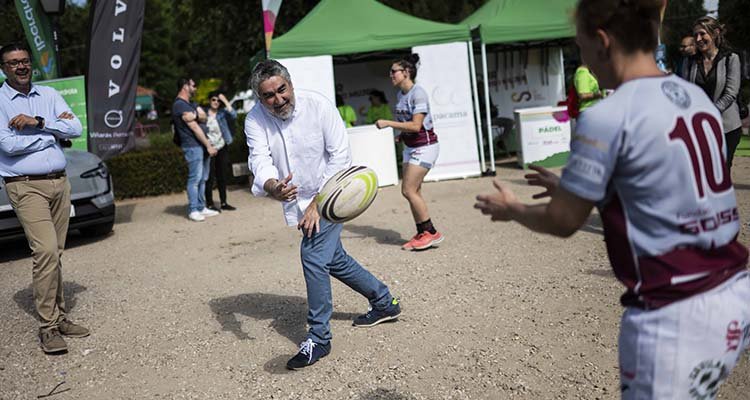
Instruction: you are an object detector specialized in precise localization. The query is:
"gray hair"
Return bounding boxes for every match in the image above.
[250,59,292,96]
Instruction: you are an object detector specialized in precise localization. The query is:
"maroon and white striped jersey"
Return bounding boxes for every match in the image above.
[394,84,438,148]
[560,74,748,309]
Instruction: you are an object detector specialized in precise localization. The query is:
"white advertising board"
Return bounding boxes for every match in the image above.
[513,106,571,168]
[347,125,399,187]
[276,55,335,103]
[482,47,565,119]
[413,42,481,181]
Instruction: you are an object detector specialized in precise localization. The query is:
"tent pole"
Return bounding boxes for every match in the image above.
[481,43,496,173]
[467,40,486,172]
[558,47,565,101]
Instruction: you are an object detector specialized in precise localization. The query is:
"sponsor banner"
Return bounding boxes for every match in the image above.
[14,0,59,80]
[481,47,565,119]
[513,106,571,167]
[413,41,481,181]
[86,0,145,159]
[37,75,88,151]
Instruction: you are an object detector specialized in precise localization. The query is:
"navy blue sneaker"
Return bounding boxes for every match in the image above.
[286,339,331,370]
[352,298,401,327]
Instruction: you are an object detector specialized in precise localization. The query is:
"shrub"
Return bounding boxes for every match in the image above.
[108,145,187,199]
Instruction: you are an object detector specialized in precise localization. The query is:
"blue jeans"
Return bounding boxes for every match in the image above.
[182,146,210,213]
[300,219,392,345]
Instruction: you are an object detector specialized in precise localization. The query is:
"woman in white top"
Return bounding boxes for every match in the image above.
[204,91,237,211]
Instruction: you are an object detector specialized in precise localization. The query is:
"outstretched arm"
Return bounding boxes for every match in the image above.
[474,179,594,237]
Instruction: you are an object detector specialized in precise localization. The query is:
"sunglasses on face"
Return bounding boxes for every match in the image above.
[389,68,404,75]
[210,98,219,102]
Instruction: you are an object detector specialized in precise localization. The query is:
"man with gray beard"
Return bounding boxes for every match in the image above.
[244,60,401,370]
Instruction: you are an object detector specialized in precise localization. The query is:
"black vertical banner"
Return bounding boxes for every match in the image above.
[86,0,145,159]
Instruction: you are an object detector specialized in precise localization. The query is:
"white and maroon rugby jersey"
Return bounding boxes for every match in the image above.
[560,74,748,309]
[394,84,438,148]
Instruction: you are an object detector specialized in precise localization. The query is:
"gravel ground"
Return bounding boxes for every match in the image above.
[1,157,749,400]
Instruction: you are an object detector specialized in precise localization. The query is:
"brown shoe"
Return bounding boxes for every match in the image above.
[39,329,68,354]
[59,319,90,338]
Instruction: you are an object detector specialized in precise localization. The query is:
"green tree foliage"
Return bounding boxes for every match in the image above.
[381,0,485,23]
[719,0,749,52]
[138,0,183,109]
[661,0,706,67]
[0,0,25,44]
[1,0,487,107]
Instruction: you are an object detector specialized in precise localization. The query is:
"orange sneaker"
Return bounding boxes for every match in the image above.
[402,231,444,251]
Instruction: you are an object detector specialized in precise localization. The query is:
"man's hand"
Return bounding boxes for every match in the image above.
[375,119,390,129]
[8,114,38,131]
[524,165,560,199]
[474,178,521,221]
[298,200,320,238]
[218,93,229,104]
[264,173,298,202]
[206,144,218,157]
[57,112,75,120]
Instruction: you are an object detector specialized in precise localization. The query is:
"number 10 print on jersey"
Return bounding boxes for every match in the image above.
[669,112,731,199]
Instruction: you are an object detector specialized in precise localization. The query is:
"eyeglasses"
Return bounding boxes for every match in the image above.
[210,98,219,102]
[2,58,32,68]
[389,68,404,75]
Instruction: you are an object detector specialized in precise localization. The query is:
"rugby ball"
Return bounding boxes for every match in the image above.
[316,166,378,223]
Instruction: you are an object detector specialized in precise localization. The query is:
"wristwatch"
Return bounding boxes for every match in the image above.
[34,116,45,129]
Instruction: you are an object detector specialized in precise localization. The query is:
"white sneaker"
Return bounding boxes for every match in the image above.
[200,208,219,217]
[188,211,205,222]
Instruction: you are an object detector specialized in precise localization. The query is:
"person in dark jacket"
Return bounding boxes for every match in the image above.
[205,91,237,211]
[675,35,696,79]
[683,16,743,172]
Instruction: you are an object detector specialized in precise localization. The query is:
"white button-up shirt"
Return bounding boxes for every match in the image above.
[245,90,351,226]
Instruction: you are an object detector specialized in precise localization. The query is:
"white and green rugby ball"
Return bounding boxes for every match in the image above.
[316,166,379,223]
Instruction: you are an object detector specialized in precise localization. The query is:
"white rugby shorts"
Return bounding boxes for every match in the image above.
[618,271,750,399]
[403,143,439,169]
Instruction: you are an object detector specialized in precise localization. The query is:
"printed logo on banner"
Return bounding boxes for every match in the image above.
[688,360,727,400]
[40,51,53,75]
[86,0,144,159]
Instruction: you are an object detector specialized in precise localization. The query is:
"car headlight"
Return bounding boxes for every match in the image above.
[80,162,109,179]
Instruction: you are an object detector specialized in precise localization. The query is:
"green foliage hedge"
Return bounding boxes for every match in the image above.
[108,146,188,199]
[108,114,249,199]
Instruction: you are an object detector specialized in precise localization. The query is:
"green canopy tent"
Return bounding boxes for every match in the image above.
[270,0,470,58]
[462,0,577,171]
[269,0,487,180]
[463,0,576,44]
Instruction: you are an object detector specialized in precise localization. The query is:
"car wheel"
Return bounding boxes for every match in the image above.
[79,220,114,237]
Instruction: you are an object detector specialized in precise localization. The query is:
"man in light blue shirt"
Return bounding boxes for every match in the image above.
[0,43,89,354]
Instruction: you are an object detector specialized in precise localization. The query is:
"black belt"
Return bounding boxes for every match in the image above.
[3,171,66,183]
